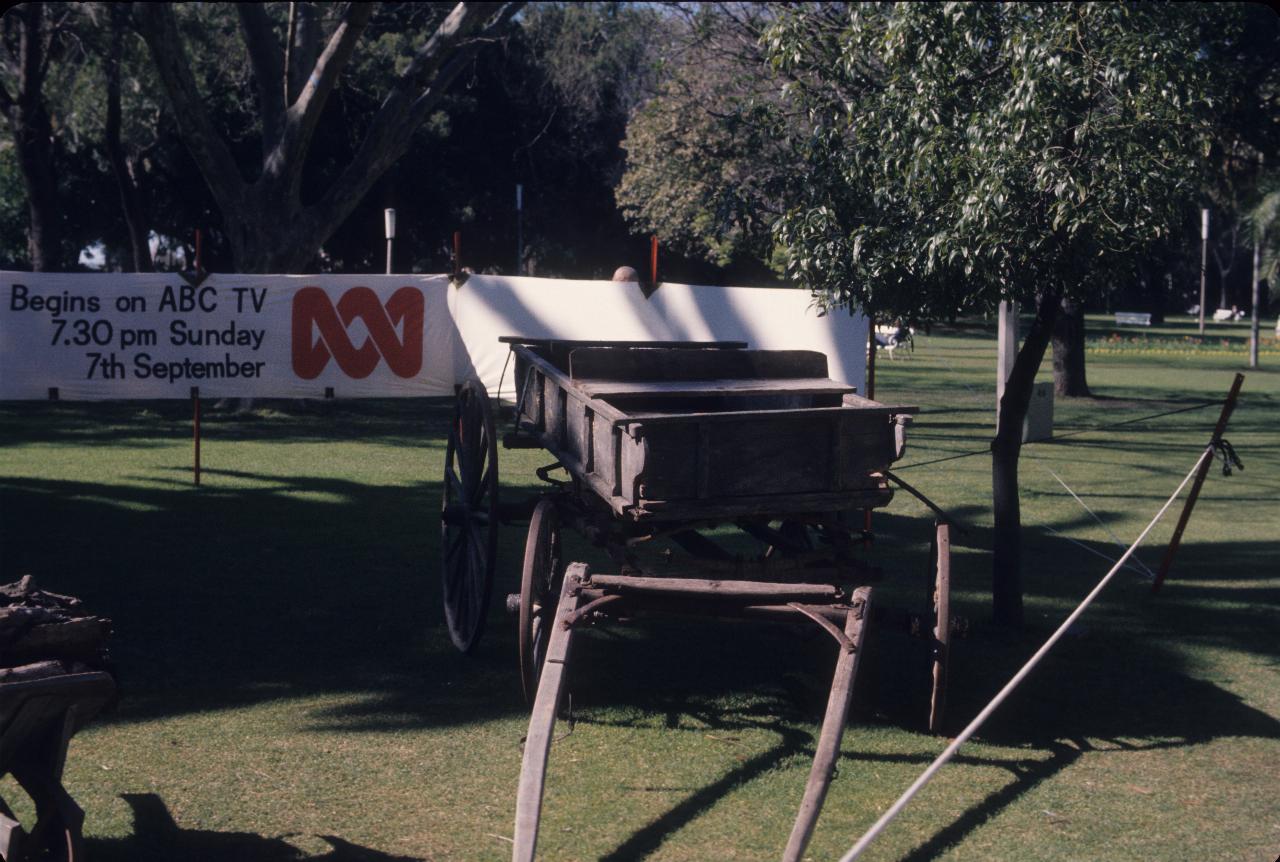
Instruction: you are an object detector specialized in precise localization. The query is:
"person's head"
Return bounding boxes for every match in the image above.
[611,266,639,282]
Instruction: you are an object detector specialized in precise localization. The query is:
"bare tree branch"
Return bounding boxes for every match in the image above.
[285,2,320,105]
[303,2,519,251]
[0,78,14,123]
[236,3,286,154]
[271,2,373,191]
[133,2,246,218]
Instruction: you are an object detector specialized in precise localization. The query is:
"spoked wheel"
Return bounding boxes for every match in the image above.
[519,498,564,703]
[928,522,952,734]
[441,378,499,653]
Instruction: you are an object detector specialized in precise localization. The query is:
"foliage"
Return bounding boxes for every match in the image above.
[767,3,1216,324]
[616,4,796,274]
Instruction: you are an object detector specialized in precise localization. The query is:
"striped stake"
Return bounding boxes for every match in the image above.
[1151,372,1244,593]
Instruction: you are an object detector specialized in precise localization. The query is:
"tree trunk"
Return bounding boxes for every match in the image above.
[1051,298,1090,397]
[1,3,62,271]
[105,6,153,273]
[992,290,1061,628]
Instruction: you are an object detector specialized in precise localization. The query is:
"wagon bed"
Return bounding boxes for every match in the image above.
[503,337,913,521]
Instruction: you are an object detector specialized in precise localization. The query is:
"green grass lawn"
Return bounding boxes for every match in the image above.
[1,315,1277,861]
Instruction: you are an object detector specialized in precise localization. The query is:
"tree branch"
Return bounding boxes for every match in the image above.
[271,2,373,191]
[236,3,286,155]
[284,2,320,104]
[301,3,519,240]
[0,78,13,124]
[133,3,246,217]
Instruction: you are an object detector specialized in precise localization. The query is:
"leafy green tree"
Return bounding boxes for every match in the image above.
[767,3,1216,626]
[616,3,797,277]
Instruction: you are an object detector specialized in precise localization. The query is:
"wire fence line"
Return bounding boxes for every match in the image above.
[892,399,1219,473]
[838,445,1215,862]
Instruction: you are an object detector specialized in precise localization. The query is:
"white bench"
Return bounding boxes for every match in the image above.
[1114,311,1151,326]
[874,324,914,359]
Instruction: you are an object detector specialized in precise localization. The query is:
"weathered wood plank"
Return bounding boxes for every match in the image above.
[512,564,588,862]
[614,404,905,427]
[929,523,951,735]
[583,574,843,601]
[577,377,854,399]
[568,348,828,382]
[783,587,872,862]
[626,487,893,521]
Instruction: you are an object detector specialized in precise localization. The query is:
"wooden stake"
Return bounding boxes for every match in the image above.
[1151,372,1245,593]
[929,523,950,734]
[863,315,877,545]
[649,235,659,285]
[192,387,201,486]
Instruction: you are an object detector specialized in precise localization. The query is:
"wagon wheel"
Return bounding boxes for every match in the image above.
[928,522,952,734]
[441,379,499,653]
[519,498,565,704]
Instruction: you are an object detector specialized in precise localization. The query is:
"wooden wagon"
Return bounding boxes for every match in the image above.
[438,339,950,862]
[0,671,115,862]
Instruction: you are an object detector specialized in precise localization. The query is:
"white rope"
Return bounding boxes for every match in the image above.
[838,444,1213,862]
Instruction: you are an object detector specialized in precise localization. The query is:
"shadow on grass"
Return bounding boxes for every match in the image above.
[4,399,1278,859]
[87,793,419,862]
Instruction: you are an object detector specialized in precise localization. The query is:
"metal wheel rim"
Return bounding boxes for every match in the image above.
[441,379,499,653]
[519,497,563,703]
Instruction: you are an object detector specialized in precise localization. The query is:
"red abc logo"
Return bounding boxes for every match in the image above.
[291,286,424,379]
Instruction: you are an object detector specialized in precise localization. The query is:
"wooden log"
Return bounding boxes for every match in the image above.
[0,606,60,637]
[512,564,588,862]
[0,576,80,610]
[0,660,69,685]
[2,618,112,666]
[583,574,842,602]
[0,576,37,602]
[783,586,872,862]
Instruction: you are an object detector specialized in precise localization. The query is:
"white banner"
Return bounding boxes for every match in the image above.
[0,273,454,400]
[0,271,867,401]
[451,275,868,401]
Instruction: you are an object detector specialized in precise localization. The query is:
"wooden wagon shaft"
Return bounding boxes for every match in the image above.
[512,564,589,862]
[783,586,872,862]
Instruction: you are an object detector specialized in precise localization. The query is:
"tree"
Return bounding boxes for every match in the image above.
[1199,4,1280,316]
[0,3,67,270]
[767,3,1215,626]
[133,2,521,273]
[616,3,797,280]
